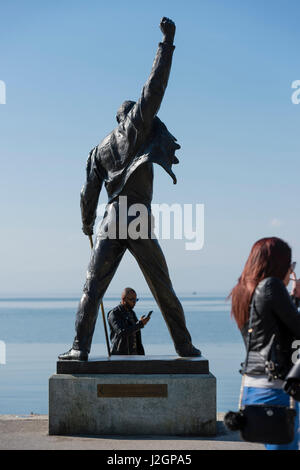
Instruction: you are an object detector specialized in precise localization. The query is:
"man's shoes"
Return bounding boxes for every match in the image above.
[176,344,201,357]
[58,348,88,361]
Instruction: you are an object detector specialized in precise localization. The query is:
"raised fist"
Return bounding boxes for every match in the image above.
[160,17,175,42]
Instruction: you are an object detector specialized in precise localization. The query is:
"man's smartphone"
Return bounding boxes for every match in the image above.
[146,311,153,318]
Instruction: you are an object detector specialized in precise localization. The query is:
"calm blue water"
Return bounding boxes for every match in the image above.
[0,296,244,414]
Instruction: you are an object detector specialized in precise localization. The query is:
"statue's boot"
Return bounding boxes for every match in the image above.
[176,344,201,357]
[58,348,88,361]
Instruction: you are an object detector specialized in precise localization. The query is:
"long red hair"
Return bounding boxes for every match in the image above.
[230,237,291,329]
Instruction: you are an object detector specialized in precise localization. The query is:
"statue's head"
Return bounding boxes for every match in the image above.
[116,100,136,123]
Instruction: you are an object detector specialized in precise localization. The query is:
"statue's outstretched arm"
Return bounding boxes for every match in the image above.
[128,17,176,132]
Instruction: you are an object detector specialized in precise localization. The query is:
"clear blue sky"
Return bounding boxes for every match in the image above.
[1,0,300,296]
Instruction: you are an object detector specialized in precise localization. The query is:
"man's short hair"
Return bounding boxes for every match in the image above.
[121,287,136,299]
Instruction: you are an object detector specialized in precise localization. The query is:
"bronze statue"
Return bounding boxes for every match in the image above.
[59,17,201,361]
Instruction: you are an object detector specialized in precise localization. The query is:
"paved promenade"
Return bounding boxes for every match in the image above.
[0,413,264,450]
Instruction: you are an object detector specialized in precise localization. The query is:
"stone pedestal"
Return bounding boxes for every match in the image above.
[49,355,216,436]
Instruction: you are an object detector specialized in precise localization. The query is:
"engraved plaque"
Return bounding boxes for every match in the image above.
[97,384,168,398]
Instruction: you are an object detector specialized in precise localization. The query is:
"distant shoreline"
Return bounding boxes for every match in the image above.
[0,294,229,301]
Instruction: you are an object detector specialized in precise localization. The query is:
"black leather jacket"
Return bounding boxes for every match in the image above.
[107,304,145,355]
[241,277,300,379]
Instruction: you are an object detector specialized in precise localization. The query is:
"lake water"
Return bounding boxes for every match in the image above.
[0,295,245,415]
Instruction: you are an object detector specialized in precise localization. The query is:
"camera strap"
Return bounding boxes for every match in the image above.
[238,296,254,410]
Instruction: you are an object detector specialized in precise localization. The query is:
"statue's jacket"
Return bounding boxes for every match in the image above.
[80,41,180,233]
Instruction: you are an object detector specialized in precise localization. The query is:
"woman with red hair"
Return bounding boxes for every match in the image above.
[230,237,300,450]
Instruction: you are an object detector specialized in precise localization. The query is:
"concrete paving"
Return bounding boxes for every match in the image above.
[0,413,264,450]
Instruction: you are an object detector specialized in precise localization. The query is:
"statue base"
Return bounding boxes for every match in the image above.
[49,355,216,436]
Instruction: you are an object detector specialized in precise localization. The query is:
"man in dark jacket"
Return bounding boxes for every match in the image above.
[58,17,200,362]
[108,288,150,355]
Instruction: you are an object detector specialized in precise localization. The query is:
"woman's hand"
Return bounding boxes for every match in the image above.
[290,272,300,298]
